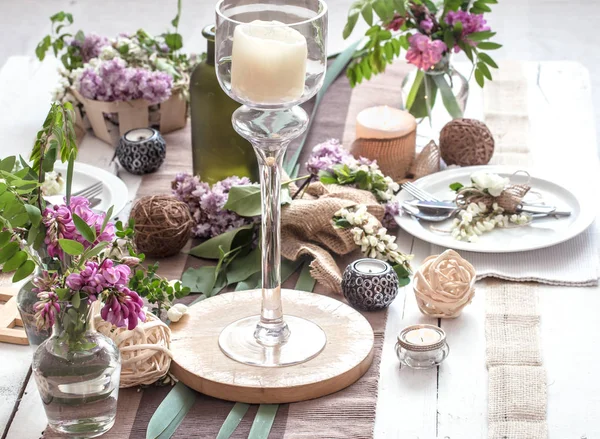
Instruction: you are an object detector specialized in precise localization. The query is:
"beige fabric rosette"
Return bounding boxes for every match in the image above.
[281,180,385,294]
[413,249,476,318]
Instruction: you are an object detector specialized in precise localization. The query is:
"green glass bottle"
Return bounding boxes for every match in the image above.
[190,26,258,184]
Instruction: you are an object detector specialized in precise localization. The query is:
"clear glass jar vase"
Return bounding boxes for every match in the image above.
[401,55,468,146]
[17,276,51,347]
[32,301,121,438]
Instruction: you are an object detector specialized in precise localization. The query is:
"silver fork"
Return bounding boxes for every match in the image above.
[401,181,440,202]
[45,181,103,205]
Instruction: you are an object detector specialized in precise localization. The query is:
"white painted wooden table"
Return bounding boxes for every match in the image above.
[1,56,599,438]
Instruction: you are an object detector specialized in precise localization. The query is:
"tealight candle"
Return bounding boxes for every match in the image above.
[395,324,449,369]
[341,259,400,311]
[355,106,416,140]
[124,127,155,142]
[354,259,388,274]
[231,20,308,104]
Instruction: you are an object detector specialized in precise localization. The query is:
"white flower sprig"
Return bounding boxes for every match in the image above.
[450,202,531,242]
[333,205,412,268]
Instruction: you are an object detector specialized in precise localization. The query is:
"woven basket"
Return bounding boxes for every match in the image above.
[350,129,417,182]
[70,88,187,145]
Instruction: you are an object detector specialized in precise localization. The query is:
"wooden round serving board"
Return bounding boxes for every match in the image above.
[169,289,375,404]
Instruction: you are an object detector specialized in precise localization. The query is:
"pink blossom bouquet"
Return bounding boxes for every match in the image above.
[343,0,501,119]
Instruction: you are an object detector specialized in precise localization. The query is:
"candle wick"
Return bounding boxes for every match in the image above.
[137,136,145,141]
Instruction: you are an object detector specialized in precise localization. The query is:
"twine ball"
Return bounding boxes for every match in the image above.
[131,195,193,257]
[413,249,476,318]
[95,311,173,388]
[439,119,494,166]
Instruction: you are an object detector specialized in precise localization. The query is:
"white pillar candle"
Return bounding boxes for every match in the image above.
[404,327,442,346]
[231,20,308,105]
[356,106,416,139]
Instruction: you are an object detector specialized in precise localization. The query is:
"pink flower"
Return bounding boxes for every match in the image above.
[445,11,490,48]
[420,19,434,33]
[100,259,131,286]
[405,34,447,70]
[100,287,145,330]
[385,13,405,31]
[34,292,60,330]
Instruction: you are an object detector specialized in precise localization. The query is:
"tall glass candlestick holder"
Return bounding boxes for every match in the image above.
[215,0,328,367]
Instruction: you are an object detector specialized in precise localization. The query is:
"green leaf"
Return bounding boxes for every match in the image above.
[474,69,485,87]
[0,156,16,173]
[226,247,261,285]
[477,61,492,80]
[72,213,96,243]
[2,251,27,273]
[471,1,492,12]
[0,242,19,264]
[65,150,75,205]
[181,266,219,295]
[236,271,261,290]
[216,403,251,439]
[404,69,424,111]
[188,225,254,259]
[0,231,11,248]
[83,241,110,259]
[146,382,196,439]
[343,11,360,39]
[248,404,279,439]
[467,30,496,42]
[361,3,373,26]
[432,74,463,119]
[443,30,455,52]
[296,261,316,292]
[478,52,498,69]
[13,260,35,282]
[407,74,438,119]
[393,263,410,279]
[58,238,84,256]
[398,276,411,287]
[449,182,464,191]
[164,33,183,51]
[71,291,81,309]
[223,184,262,217]
[477,41,502,50]
[171,0,182,28]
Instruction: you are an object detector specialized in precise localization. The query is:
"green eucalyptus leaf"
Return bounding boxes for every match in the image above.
[58,238,84,255]
[0,242,20,264]
[188,225,254,260]
[2,251,27,273]
[72,213,96,243]
[13,260,35,282]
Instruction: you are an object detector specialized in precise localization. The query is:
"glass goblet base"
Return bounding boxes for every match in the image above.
[219,315,327,367]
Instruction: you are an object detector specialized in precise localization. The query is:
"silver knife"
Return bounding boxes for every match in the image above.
[407,200,571,217]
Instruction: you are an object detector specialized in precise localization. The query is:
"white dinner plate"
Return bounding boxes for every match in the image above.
[54,162,128,218]
[394,165,595,253]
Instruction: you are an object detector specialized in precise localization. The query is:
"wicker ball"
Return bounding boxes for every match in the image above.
[95,311,173,388]
[439,119,494,166]
[131,195,193,257]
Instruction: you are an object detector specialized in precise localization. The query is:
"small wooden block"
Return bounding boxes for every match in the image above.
[0,276,28,345]
[170,289,374,404]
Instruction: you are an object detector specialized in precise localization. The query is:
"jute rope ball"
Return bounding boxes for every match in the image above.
[131,195,193,257]
[413,249,476,318]
[439,119,495,166]
[95,311,173,388]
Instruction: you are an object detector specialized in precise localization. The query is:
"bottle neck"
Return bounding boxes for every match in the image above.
[206,39,215,66]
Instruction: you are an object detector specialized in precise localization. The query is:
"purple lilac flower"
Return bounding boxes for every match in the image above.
[100,286,145,330]
[405,34,447,71]
[71,33,110,63]
[445,11,490,49]
[78,58,173,104]
[382,200,400,229]
[34,292,60,330]
[43,196,116,259]
[171,174,257,239]
[306,139,353,175]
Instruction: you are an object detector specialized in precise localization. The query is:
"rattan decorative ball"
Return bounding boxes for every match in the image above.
[95,311,173,388]
[439,119,494,166]
[131,195,193,257]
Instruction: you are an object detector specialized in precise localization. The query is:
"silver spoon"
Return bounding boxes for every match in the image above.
[401,202,456,222]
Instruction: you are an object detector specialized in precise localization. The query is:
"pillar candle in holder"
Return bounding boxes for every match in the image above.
[231,20,308,105]
[351,106,417,182]
[341,259,400,311]
[395,324,449,369]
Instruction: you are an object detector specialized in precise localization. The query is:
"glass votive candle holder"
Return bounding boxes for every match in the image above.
[395,324,449,369]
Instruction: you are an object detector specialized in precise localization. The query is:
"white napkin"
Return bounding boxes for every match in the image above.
[432,221,600,287]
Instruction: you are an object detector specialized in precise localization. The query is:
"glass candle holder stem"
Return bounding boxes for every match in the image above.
[232,105,309,346]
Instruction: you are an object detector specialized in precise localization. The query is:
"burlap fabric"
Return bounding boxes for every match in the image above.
[402,140,441,183]
[281,181,384,294]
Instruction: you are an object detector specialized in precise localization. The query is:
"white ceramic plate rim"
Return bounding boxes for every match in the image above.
[394,165,596,253]
[54,162,128,218]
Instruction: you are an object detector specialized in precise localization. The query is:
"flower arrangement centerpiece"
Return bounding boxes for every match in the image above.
[343,0,501,130]
[36,5,200,144]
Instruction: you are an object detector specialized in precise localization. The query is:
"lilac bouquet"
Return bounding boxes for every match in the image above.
[33,196,146,343]
[343,0,501,120]
[171,173,258,239]
[306,139,401,229]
